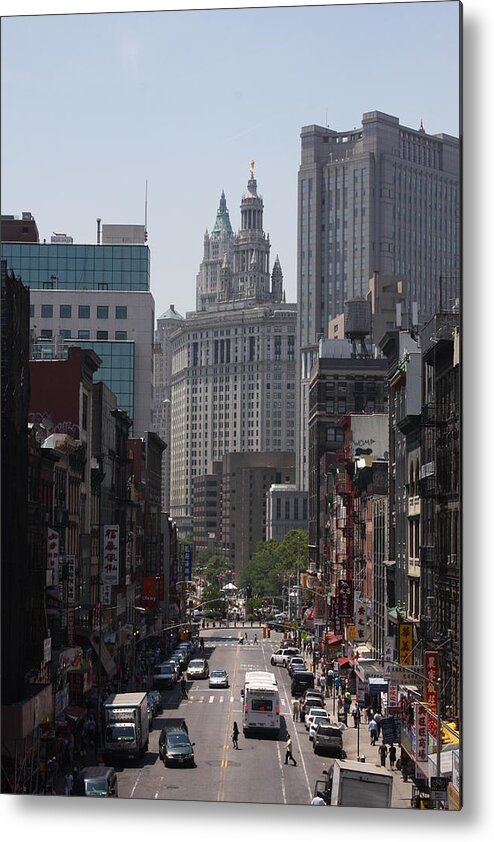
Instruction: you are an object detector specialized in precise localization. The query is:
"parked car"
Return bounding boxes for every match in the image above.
[313,723,344,757]
[209,669,229,688]
[287,656,306,676]
[300,690,325,721]
[186,658,209,679]
[305,707,328,732]
[308,714,330,741]
[159,726,196,767]
[270,647,300,667]
[171,651,186,671]
[73,766,118,797]
[291,671,316,698]
[153,663,177,691]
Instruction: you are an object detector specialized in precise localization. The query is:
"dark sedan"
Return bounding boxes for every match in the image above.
[159,727,196,767]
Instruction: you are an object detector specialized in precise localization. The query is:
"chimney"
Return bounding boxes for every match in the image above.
[97,218,101,245]
[170,304,175,312]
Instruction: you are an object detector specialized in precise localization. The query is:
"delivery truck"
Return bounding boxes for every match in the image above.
[103,692,149,765]
[314,759,393,808]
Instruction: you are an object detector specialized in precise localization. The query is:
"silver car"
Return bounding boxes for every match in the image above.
[313,723,344,757]
[209,669,229,688]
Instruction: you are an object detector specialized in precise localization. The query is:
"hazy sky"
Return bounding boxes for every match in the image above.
[2,1,461,321]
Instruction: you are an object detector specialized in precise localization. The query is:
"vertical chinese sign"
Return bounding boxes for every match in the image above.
[415,702,429,765]
[102,525,119,607]
[354,595,367,643]
[425,650,438,713]
[47,528,60,586]
[399,622,413,665]
[184,543,191,582]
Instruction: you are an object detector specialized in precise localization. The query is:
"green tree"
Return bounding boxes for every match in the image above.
[238,530,308,599]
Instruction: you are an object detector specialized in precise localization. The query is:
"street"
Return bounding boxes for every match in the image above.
[116,626,412,807]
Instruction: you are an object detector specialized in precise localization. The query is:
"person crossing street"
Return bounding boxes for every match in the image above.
[284,733,297,766]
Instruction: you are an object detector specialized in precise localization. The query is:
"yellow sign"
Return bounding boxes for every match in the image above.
[399,623,413,665]
[347,624,356,641]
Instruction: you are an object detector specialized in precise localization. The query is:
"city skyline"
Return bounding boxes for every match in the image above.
[2,1,460,322]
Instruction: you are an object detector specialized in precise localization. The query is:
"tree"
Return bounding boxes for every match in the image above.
[238,530,308,599]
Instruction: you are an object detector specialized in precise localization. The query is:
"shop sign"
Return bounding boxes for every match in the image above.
[388,680,398,707]
[347,623,356,641]
[66,555,76,604]
[47,528,60,586]
[102,525,119,584]
[100,583,112,606]
[184,543,192,581]
[383,636,394,677]
[399,623,413,665]
[354,597,367,642]
[337,579,353,617]
[415,703,428,763]
[424,651,438,713]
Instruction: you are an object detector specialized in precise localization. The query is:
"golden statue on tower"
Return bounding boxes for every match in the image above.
[250,159,255,179]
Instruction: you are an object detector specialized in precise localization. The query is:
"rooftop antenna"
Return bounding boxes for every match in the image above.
[144,179,148,242]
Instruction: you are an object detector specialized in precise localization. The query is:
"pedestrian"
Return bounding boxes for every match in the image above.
[232,721,239,749]
[244,631,248,641]
[378,742,388,767]
[292,698,300,721]
[180,674,188,699]
[366,705,373,723]
[181,719,188,734]
[327,669,334,694]
[389,744,397,770]
[320,674,326,696]
[64,771,74,796]
[311,794,326,805]
[334,675,340,694]
[284,733,297,766]
[368,719,378,745]
[254,633,258,645]
[351,703,361,728]
[373,710,382,738]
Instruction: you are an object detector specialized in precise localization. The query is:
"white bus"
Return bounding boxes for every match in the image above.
[242,671,280,736]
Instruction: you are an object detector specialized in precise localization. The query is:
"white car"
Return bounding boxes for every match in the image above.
[270,647,300,667]
[305,707,328,731]
[308,713,330,741]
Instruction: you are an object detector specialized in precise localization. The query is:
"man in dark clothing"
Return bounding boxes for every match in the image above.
[389,744,397,769]
[180,675,188,699]
[378,742,388,767]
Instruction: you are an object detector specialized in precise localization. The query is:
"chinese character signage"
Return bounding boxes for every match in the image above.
[103,525,120,585]
[354,596,367,642]
[399,622,413,665]
[47,528,60,586]
[415,703,429,763]
[184,543,192,581]
[337,580,353,618]
[388,680,398,707]
[347,623,356,641]
[425,650,438,713]
[100,583,112,606]
[66,555,76,604]
[384,636,394,677]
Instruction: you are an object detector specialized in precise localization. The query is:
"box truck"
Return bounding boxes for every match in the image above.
[103,692,149,764]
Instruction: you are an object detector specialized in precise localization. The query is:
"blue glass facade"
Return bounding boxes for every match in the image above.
[68,339,135,423]
[0,243,150,292]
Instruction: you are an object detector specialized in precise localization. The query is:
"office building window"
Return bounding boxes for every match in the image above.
[41,304,53,318]
[59,329,71,339]
[40,329,52,338]
[78,330,90,339]
[115,306,127,319]
[96,330,108,340]
[78,305,90,319]
[97,305,109,319]
[60,304,72,318]
[30,304,34,317]
[115,331,127,340]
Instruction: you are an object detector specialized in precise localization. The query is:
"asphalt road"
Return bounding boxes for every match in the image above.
[116,627,333,806]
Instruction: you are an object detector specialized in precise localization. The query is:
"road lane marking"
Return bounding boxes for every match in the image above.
[219,696,224,703]
[209,695,214,703]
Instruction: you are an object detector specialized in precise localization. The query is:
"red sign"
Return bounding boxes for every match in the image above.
[415,703,429,763]
[424,651,438,713]
[142,575,164,608]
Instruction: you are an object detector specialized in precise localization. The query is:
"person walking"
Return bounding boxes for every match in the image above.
[378,742,388,767]
[64,770,74,796]
[326,669,334,695]
[373,710,382,738]
[232,721,239,749]
[351,703,361,728]
[311,794,326,805]
[292,697,300,721]
[368,718,378,745]
[389,744,397,770]
[180,674,188,699]
[366,705,373,723]
[254,633,258,645]
[284,733,297,766]
[320,673,326,696]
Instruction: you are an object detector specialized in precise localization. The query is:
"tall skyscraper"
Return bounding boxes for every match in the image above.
[297,110,460,489]
[169,166,296,527]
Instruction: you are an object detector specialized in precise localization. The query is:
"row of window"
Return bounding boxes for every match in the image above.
[32,303,128,320]
[38,329,128,341]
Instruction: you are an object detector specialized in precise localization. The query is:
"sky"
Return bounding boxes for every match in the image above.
[1,0,461,323]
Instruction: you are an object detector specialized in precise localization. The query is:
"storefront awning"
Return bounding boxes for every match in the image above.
[325,633,343,646]
[368,677,388,693]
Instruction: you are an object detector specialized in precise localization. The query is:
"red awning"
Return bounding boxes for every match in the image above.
[325,632,343,646]
[337,657,353,668]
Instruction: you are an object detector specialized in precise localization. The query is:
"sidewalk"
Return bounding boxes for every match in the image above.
[310,660,413,809]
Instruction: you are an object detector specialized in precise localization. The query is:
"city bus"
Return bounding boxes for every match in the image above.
[241,671,280,736]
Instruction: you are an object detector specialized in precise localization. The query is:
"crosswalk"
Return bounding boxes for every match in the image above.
[186,691,288,707]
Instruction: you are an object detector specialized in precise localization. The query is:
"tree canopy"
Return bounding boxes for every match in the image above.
[237,530,308,598]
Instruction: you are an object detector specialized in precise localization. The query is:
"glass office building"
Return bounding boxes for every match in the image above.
[1,243,150,292]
